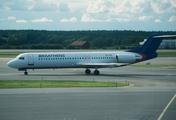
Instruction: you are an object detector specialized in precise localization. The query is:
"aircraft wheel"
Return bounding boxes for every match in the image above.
[94,70,99,75]
[24,71,28,75]
[85,69,91,74]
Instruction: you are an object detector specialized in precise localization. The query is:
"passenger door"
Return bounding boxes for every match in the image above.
[28,54,34,65]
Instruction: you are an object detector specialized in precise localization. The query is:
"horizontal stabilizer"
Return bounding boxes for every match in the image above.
[153,35,176,39]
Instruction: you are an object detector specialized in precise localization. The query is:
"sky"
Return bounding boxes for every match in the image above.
[0,0,176,31]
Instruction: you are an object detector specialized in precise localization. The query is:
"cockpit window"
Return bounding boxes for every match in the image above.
[19,57,24,60]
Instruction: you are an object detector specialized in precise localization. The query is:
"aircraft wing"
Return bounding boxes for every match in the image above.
[77,63,129,68]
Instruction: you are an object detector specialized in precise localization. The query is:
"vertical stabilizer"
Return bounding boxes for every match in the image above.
[128,34,163,54]
[127,34,176,60]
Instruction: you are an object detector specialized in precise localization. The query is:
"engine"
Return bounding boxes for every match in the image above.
[116,54,142,63]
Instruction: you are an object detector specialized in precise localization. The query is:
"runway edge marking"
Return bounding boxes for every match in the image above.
[157,94,176,120]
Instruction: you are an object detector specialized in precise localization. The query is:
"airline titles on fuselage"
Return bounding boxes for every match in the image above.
[38,54,65,58]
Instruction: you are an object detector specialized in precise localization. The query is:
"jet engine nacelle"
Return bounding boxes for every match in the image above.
[116,54,142,63]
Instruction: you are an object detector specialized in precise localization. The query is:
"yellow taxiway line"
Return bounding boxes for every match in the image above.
[157,94,176,120]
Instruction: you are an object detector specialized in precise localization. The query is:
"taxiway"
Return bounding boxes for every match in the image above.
[0,57,176,120]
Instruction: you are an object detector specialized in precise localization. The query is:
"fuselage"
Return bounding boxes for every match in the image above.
[7,51,144,70]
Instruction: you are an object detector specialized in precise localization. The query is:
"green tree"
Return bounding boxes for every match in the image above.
[104,38,113,47]
[91,37,104,48]
[0,37,7,45]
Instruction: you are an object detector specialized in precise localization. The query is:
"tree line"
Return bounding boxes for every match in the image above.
[0,30,176,49]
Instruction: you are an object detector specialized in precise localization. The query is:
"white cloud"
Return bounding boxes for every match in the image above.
[112,0,152,14]
[155,19,161,22]
[106,18,131,22]
[138,15,153,21]
[81,14,101,22]
[87,0,114,13]
[60,19,69,22]
[7,16,16,20]
[3,6,11,10]
[31,17,53,22]
[170,0,176,8]
[168,15,176,22]
[70,17,78,22]
[16,20,27,23]
[107,13,136,22]
[60,17,77,22]
[58,3,70,12]
[151,0,175,13]
[31,0,58,11]
[0,0,176,30]
[91,0,176,16]
[2,0,58,11]
[0,0,34,11]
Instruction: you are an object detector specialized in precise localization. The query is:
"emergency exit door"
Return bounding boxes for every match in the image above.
[28,54,34,65]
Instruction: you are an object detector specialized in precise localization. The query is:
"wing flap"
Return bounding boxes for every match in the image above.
[77,63,129,68]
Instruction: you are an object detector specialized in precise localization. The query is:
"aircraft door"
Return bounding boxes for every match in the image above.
[116,55,119,62]
[28,54,34,65]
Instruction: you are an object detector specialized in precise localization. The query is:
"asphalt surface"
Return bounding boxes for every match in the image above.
[0,57,176,120]
[0,88,176,120]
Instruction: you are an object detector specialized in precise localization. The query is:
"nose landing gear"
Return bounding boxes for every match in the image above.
[24,69,28,75]
[24,71,28,75]
[18,69,28,75]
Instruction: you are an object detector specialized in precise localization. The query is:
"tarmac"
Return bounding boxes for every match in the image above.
[0,57,176,120]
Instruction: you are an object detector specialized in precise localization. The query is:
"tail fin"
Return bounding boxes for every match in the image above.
[127,34,176,60]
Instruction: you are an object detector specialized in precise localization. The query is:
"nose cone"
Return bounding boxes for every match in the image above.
[7,60,18,68]
[7,60,13,68]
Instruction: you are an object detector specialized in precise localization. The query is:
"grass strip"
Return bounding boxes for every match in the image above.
[0,52,24,58]
[0,80,128,89]
[157,52,176,57]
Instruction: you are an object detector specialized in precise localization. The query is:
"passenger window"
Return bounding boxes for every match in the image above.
[19,57,24,60]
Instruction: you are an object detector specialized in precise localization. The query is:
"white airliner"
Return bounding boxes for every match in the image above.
[7,34,176,75]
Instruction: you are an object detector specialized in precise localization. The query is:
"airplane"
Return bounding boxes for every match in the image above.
[7,34,176,75]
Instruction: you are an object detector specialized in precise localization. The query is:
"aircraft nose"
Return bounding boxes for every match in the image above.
[7,60,16,68]
[7,61,13,68]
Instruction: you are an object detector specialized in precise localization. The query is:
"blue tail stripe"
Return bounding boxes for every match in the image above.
[127,34,176,62]
[127,34,164,61]
[139,34,163,54]
[128,34,163,54]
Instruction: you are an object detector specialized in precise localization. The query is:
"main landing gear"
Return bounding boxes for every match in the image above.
[85,68,100,75]
[94,70,99,75]
[85,69,91,75]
